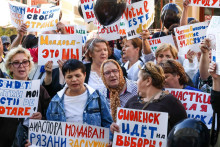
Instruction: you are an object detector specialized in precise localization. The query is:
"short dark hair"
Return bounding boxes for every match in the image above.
[62,59,86,76]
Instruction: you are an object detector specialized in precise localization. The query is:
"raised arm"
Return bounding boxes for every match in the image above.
[11,23,27,49]
[180,0,190,26]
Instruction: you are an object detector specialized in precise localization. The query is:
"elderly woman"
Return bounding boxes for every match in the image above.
[100,59,137,122]
[159,59,200,91]
[46,59,113,130]
[110,61,187,133]
[122,30,155,81]
[1,45,50,147]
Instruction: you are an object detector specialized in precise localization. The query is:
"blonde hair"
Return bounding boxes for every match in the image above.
[5,45,34,77]
[140,61,165,89]
[155,43,178,60]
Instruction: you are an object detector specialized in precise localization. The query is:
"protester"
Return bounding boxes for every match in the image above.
[100,59,137,121]
[159,59,200,91]
[1,35,11,52]
[46,59,113,143]
[122,29,155,81]
[110,61,187,134]
[1,45,50,147]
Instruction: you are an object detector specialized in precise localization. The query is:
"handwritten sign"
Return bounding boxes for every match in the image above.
[0,78,40,118]
[65,25,87,45]
[174,21,208,56]
[96,19,121,41]
[149,35,175,52]
[112,108,168,147]
[124,0,155,40]
[119,16,126,36]
[24,6,60,32]
[38,34,82,65]
[215,33,220,75]
[9,1,27,28]
[80,0,95,22]
[29,119,109,147]
[166,88,213,129]
[189,0,220,8]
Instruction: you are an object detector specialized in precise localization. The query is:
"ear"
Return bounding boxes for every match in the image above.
[145,77,152,86]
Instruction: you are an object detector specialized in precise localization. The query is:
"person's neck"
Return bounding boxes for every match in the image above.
[128,56,139,69]
[91,62,101,76]
[176,84,184,89]
[143,87,162,102]
[13,76,28,81]
[119,82,127,94]
[67,86,86,97]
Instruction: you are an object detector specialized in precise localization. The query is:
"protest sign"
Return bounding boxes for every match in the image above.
[24,6,60,32]
[80,0,95,22]
[166,88,213,129]
[215,33,220,75]
[189,0,220,8]
[112,108,168,147]
[29,119,109,147]
[38,34,82,65]
[9,1,27,28]
[148,35,175,52]
[0,78,40,118]
[96,19,121,41]
[119,16,126,36]
[65,25,87,45]
[124,0,155,40]
[174,21,208,56]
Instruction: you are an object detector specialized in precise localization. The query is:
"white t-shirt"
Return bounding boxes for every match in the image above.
[88,71,105,90]
[64,90,88,123]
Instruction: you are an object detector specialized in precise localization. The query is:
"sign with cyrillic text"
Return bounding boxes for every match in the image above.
[80,0,95,22]
[38,34,82,65]
[113,108,168,147]
[65,25,87,45]
[9,1,27,28]
[0,78,40,118]
[166,88,213,129]
[149,35,175,52]
[174,21,208,56]
[29,119,109,147]
[124,0,155,40]
[24,6,60,32]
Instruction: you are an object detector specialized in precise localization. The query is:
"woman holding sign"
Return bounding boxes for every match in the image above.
[1,45,51,147]
[110,61,187,134]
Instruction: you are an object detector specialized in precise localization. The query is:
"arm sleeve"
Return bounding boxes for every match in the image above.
[211,90,220,113]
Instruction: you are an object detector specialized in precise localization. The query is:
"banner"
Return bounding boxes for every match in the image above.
[24,6,60,32]
[148,35,175,52]
[80,0,95,22]
[124,0,155,40]
[38,34,82,65]
[189,0,220,8]
[65,25,87,45]
[0,78,40,118]
[29,119,109,147]
[9,1,27,28]
[112,108,168,147]
[166,88,213,129]
[119,16,126,36]
[174,21,208,56]
[96,19,121,41]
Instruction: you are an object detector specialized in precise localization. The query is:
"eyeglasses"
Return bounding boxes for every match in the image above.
[103,69,119,77]
[10,60,30,68]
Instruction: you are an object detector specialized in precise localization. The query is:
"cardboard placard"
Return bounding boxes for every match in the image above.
[29,119,109,147]
[38,34,82,65]
[24,6,60,32]
[124,0,155,40]
[166,88,213,129]
[112,108,168,147]
[0,78,40,118]
[174,21,208,56]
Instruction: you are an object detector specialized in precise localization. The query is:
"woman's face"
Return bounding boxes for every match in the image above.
[164,73,180,88]
[156,49,174,64]
[64,69,86,94]
[103,62,120,88]
[9,53,30,80]
[122,40,138,60]
[90,42,108,65]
